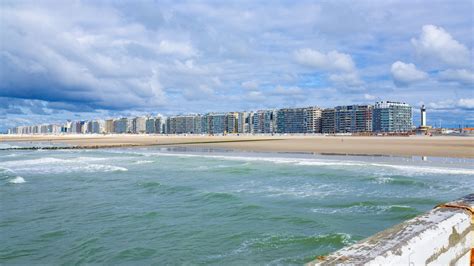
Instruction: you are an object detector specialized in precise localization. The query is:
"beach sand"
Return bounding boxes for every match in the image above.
[1,134,473,158]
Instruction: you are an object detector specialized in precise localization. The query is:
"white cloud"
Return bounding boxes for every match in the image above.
[157,40,197,57]
[411,25,471,67]
[241,80,259,90]
[438,69,474,85]
[329,73,363,87]
[272,85,304,95]
[294,48,363,87]
[246,91,265,102]
[364,94,376,100]
[458,98,474,109]
[428,98,474,110]
[294,48,355,73]
[391,61,428,86]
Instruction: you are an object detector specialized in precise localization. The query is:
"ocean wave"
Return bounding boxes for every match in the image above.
[133,160,154,165]
[0,157,127,174]
[207,232,352,260]
[312,201,417,215]
[370,163,474,175]
[9,176,26,184]
[233,183,343,199]
[200,191,241,203]
[366,176,429,187]
[140,152,474,176]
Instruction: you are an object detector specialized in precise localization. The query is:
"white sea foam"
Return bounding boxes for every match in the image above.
[9,176,25,184]
[133,160,154,165]
[0,157,127,174]
[372,177,394,184]
[142,152,474,176]
[233,183,348,199]
[370,163,474,175]
[311,204,413,215]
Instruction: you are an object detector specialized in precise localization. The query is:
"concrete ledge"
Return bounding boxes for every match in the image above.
[309,194,474,265]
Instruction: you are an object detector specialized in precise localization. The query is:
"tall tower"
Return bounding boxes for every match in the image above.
[420,105,426,127]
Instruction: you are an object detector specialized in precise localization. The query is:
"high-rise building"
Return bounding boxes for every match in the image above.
[132,117,146,134]
[353,105,373,133]
[373,101,412,133]
[253,110,276,134]
[114,118,129,134]
[276,107,306,133]
[305,106,322,133]
[166,115,199,134]
[321,108,336,134]
[334,105,373,133]
[146,116,162,134]
[91,120,104,134]
[193,115,203,134]
[200,114,209,134]
[155,116,163,134]
[237,112,252,133]
[226,112,239,134]
[207,113,227,135]
[63,121,72,133]
[105,119,114,133]
[335,106,353,133]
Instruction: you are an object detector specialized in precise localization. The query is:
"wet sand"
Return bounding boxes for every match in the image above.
[1,134,473,158]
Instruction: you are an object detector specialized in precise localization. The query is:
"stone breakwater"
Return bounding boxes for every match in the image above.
[310,194,474,265]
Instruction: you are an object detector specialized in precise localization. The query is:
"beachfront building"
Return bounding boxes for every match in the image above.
[146,116,162,134]
[353,105,373,133]
[200,114,209,134]
[373,101,412,133]
[114,118,129,134]
[276,107,306,133]
[193,115,203,134]
[226,112,239,134]
[105,119,114,133]
[334,105,373,133]
[166,115,198,134]
[90,120,105,134]
[335,106,353,133]
[132,117,147,134]
[321,108,336,134]
[237,112,252,134]
[305,106,322,133]
[253,110,276,134]
[207,113,227,135]
[145,117,154,134]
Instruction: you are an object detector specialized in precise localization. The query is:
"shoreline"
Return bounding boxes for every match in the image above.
[1,134,473,158]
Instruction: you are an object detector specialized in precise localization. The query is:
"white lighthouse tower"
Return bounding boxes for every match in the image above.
[420,105,426,127]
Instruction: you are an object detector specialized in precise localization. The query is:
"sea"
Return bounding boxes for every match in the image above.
[1,143,473,264]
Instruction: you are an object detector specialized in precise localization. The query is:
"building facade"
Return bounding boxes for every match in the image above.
[276,107,306,133]
[373,101,412,133]
[321,108,336,134]
[305,106,322,133]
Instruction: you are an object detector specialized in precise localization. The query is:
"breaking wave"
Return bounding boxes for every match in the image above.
[138,152,474,176]
[9,176,26,184]
[0,157,127,174]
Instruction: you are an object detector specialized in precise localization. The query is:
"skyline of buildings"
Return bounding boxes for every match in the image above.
[8,101,418,135]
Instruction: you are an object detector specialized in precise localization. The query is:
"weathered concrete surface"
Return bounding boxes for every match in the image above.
[309,194,474,265]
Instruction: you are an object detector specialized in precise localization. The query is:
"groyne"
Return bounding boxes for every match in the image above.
[310,194,473,265]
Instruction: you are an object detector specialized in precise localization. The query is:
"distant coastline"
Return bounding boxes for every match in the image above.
[1,134,473,158]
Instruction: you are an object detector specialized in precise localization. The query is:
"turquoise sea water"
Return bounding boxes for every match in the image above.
[1,145,473,264]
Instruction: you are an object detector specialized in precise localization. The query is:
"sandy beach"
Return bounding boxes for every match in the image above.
[1,134,473,158]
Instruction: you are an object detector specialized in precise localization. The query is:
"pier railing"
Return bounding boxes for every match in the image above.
[309,194,474,265]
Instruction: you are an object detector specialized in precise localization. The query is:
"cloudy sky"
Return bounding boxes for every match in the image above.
[1,0,473,132]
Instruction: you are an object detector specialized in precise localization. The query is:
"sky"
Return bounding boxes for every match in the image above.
[0,0,473,132]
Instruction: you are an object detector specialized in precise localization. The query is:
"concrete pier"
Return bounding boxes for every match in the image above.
[310,194,473,265]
